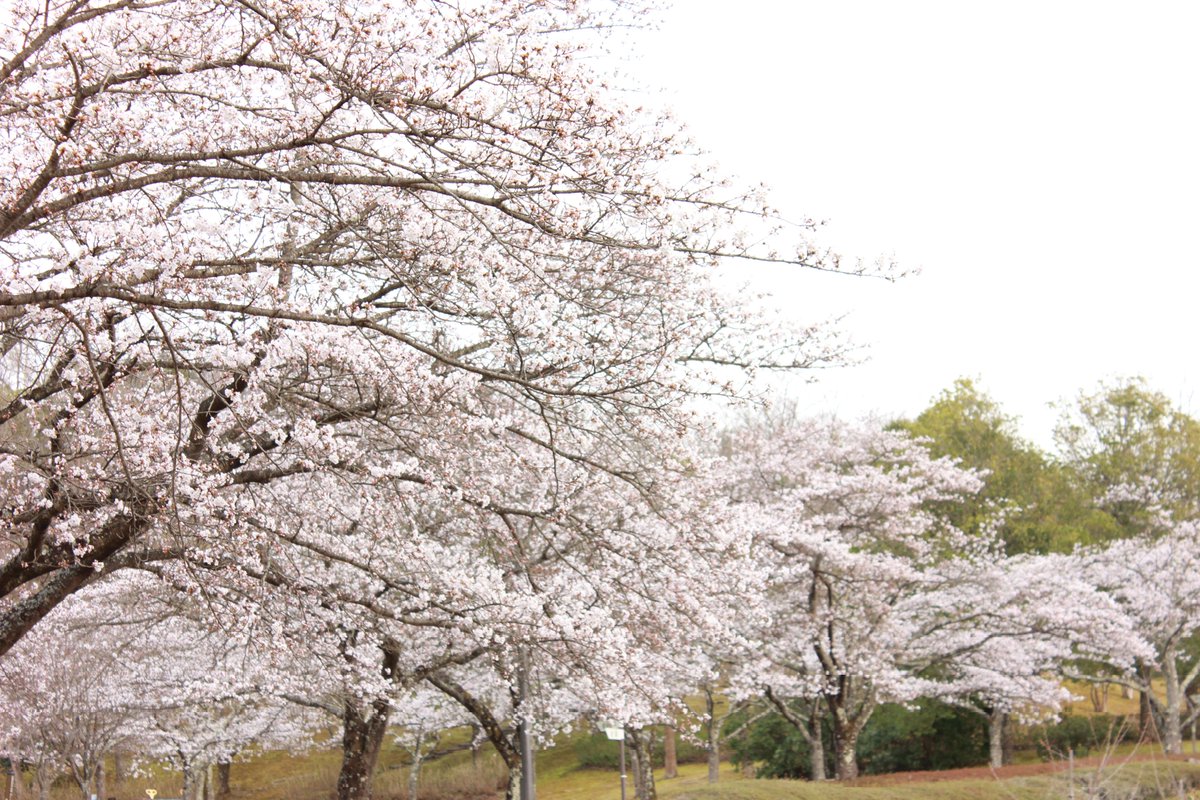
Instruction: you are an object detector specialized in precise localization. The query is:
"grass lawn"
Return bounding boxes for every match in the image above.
[534,761,1200,800]
[43,712,1200,800]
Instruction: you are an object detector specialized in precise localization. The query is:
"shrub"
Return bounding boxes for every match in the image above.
[1021,714,1135,760]
[857,701,987,774]
[726,700,989,778]
[574,732,621,770]
[726,712,821,779]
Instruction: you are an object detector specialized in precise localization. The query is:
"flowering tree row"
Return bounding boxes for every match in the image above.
[4,409,1198,796]
[1,0,1195,794]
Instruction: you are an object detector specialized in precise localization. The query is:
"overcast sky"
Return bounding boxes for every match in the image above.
[626,1,1200,448]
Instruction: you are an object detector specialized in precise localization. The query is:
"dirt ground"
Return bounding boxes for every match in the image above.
[850,752,1200,786]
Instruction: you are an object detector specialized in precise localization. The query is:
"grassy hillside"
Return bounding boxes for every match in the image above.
[27,705,1200,800]
[45,743,1200,800]
[220,733,1200,800]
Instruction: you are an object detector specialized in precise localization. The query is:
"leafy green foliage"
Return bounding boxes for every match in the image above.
[1055,378,1200,539]
[895,378,1109,553]
[1017,714,1136,760]
[858,702,988,774]
[725,712,824,779]
[726,701,988,778]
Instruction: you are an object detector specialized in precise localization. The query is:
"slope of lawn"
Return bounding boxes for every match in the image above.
[227,735,1200,800]
[80,718,1200,800]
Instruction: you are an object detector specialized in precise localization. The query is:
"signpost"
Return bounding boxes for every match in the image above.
[603,726,626,800]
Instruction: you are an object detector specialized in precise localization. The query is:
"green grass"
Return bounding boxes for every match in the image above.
[645,761,1200,800]
[24,713,1200,800]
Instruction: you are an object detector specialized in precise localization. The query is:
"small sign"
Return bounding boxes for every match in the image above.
[146,791,158,799]
[603,726,625,741]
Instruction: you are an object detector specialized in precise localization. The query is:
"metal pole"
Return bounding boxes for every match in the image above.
[518,649,536,800]
[619,736,627,800]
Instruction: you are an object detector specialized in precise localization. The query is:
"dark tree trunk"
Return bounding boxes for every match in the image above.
[216,761,231,799]
[1139,661,1158,742]
[34,764,49,800]
[0,506,150,657]
[662,726,677,780]
[336,696,391,800]
[425,674,520,800]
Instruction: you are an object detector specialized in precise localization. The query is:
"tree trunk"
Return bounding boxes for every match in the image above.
[1089,683,1109,713]
[7,762,24,800]
[1001,712,1014,766]
[1138,660,1158,742]
[629,738,643,799]
[113,753,125,784]
[74,765,94,800]
[1162,652,1184,755]
[988,708,1005,769]
[407,761,419,800]
[336,696,392,800]
[833,730,859,781]
[33,765,48,800]
[662,727,677,780]
[216,761,231,799]
[809,712,826,782]
[764,689,826,781]
[407,742,423,800]
[626,728,656,800]
[641,729,655,798]
[0,512,149,658]
[424,674,520,800]
[96,761,106,800]
[182,762,195,800]
[827,695,870,782]
[705,690,719,784]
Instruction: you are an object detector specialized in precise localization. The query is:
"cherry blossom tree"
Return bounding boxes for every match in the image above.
[0,573,321,800]
[1074,523,1200,755]
[145,413,746,800]
[0,6,887,799]
[0,0,861,667]
[407,455,742,800]
[717,415,1143,779]
[921,552,1144,769]
[386,685,473,800]
[715,416,983,779]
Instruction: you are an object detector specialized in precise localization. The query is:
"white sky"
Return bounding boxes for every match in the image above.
[627,1,1200,448]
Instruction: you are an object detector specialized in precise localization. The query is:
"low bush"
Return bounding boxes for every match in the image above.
[726,700,989,778]
[1020,714,1136,760]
